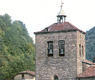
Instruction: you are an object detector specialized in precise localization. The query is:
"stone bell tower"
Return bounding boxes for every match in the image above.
[34,1,86,80]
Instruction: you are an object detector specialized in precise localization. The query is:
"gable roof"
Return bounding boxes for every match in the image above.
[19,70,35,76]
[78,66,95,78]
[34,22,85,34]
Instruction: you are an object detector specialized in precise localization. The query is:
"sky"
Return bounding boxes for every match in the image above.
[0,0,95,41]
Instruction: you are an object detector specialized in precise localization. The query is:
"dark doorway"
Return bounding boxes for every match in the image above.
[54,75,59,80]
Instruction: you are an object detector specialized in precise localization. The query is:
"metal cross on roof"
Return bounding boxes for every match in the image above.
[57,0,66,23]
[58,0,64,15]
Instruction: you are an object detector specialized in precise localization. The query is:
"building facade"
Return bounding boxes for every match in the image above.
[34,14,87,80]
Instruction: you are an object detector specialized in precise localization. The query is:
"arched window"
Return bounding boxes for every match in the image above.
[54,75,59,80]
[47,41,53,56]
[58,40,65,56]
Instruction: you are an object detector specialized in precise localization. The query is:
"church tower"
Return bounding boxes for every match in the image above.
[34,1,86,80]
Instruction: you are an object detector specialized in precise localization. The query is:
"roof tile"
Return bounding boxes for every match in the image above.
[78,66,95,78]
[19,70,35,76]
[38,22,85,34]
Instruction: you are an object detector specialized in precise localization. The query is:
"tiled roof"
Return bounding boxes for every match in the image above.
[35,22,85,34]
[82,59,93,65]
[78,66,95,78]
[19,70,35,76]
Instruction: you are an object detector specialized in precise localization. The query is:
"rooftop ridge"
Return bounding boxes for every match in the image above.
[34,22,86,34]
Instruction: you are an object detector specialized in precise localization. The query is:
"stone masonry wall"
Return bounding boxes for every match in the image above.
[77,31,86,75]
[35,31,78,80]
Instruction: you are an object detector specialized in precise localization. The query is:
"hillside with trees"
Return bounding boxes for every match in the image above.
[86,27,95,62]
[0,14,35,80]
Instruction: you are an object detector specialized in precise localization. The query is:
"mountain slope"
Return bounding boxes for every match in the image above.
[86,26,95,61]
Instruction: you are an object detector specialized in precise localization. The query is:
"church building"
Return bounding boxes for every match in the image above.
[34,2,95,80]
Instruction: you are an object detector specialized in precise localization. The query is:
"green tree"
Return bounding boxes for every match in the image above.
[0,14,35,80]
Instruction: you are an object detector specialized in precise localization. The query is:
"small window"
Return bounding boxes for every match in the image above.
[79,44,84,57]
[54,75,59,80]
[47,41,53,56]
[82,46,84,56]
[58,40,65,56]
[79,44,81,57]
